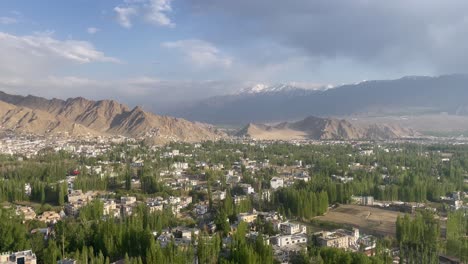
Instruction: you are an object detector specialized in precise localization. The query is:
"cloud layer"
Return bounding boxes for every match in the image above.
[162,39,232,68]
[185,0,468,76]
[114,0,174,28]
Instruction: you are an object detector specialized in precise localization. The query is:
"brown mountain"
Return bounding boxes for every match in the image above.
[0,91,225,143]
[236,116,419,140]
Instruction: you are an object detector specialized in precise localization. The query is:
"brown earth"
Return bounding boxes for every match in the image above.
[315,204,403,237]
[0,91,226,143]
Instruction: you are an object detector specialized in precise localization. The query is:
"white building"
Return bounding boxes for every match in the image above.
[270,177,284,190]
[271,233,308,247]
[279,222,306,235]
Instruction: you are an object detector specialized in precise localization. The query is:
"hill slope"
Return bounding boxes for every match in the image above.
[0,91,225,143]
[236,116,419,140]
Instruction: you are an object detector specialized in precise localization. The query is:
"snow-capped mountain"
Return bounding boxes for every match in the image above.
[234,83,327,95]
[168,74,468,125]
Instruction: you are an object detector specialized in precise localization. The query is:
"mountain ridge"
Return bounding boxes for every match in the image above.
[169,74,468,125]
[0,91,225,144]
[236,116,420,140]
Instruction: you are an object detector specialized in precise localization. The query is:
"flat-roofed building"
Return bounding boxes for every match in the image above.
[0,250,37,264]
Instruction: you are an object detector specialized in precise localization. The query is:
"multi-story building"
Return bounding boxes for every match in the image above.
[279,222,306,235]
[315,228,359,249]
[238,211,258,223]
[270,233,308,247]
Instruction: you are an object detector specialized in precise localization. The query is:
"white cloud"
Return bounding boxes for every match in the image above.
[162,39,232,68]
[0,32,119,64]
[114,0,174,28]
[114,6,138,28]
[0,16,17,25]
[144,0,175,27]
[87,27,100,34]
[0,31,119,90]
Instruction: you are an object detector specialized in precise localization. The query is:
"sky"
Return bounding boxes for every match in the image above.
[0,0,467,112]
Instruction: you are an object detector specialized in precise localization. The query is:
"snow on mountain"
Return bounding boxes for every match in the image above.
[235,83,326,95]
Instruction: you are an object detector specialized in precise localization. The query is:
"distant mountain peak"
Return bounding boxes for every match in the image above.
[235,83,309,95]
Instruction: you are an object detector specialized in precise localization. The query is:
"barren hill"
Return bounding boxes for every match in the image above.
[0,91,225,143]
[236,116,419,140]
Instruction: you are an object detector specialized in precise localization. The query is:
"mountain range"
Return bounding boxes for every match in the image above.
[0,91,225,144]
[170,74,468,125]
[236,116,419,141]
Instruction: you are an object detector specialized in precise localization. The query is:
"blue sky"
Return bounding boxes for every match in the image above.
[0,0,466,111]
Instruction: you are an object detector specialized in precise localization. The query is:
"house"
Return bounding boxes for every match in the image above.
[279,222,306,235]
[270,177,284,190]
[36,211,61,224]
[103,200,119,217]
[195,204,209,215]
[238,211,258,223]
[121,196,137,205]
[16,206,36,221]
[174,227,200,240]
[67,190,87,203]
[212,190,226,201]
[172,162,189,170]
[65,201,86,217]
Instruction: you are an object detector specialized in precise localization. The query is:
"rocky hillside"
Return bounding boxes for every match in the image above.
[236,116,419,140]
[0,91,225,143]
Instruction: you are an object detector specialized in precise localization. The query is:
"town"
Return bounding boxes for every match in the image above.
[0,135,467,264]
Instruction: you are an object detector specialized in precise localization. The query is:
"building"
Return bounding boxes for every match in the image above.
[351,195,374,206]
[64,201,86,217]
[16,206,36,221]
[67,190,87,204]
[0,250,37,264]
[315,228,359,249]
[279,222,306,235]
[121,196,137,205]
[212,190,227,201]
[271,233,308,247]
[240,184,255,194]
[103,200,119,217]
[358,235,377,256]
[36,211,61,224]
[238,211,258,223]
[172,162,189,170]
[270,177,284,190]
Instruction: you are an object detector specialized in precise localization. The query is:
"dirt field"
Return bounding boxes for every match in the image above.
[314,204,402,237]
